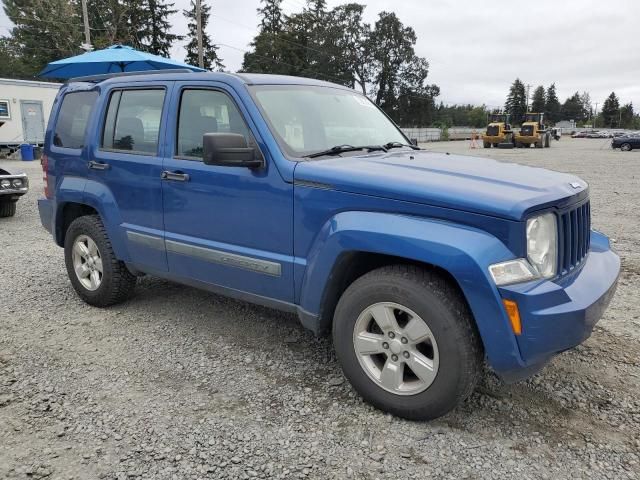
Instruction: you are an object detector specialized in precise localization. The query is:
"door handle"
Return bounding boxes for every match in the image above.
[161,171,190,182]
[88,160,109,170]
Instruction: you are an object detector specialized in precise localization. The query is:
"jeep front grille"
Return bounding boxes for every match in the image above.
[558,201,591,274]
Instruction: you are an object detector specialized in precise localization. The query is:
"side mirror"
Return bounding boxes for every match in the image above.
[203,133,263,168]
[410,138,418,146]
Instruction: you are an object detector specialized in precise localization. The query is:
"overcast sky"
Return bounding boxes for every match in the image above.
[1,0,638,109]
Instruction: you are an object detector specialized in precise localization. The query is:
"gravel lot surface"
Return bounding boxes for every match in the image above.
[1,138,639,479]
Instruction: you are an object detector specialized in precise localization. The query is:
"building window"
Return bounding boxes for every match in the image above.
[0,100,10,119]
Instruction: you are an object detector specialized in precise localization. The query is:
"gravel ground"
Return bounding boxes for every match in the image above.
[1,138,639,480]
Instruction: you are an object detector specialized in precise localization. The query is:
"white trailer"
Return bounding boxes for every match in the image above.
[0,78,61,153]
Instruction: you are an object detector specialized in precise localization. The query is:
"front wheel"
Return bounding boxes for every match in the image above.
[332,265,483,420]
[621,143,632,152]
[64,215,137,307]
[0,200,16,217]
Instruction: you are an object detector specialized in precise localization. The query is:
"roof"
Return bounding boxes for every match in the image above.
[68,70,352,92]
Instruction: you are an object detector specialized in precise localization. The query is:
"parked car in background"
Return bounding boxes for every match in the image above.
[0,166,29,217]
[39,71,620,420]
[612,134,640,151]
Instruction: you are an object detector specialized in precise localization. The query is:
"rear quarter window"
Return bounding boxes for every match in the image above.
[53,91,98,149]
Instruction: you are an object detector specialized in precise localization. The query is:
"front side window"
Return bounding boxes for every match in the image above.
[102,89,165,154]
[250,85,407,157]
[53,91,98,149]
[176,89,250,159]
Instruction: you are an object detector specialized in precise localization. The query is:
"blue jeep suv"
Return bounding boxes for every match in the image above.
[38,70,620,420]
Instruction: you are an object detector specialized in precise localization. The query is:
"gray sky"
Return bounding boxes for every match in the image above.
[2,0,639,109]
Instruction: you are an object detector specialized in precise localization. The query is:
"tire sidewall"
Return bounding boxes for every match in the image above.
[621,143,631,151]
[64,216,116,305]
[333,273,475,419]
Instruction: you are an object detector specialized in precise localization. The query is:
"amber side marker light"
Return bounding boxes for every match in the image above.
[502,299,522,335]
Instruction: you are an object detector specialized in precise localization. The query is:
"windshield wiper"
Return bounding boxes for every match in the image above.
[304,144,388,159]
[384,141,421,151]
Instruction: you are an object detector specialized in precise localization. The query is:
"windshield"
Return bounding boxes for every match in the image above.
[250,85,408,158]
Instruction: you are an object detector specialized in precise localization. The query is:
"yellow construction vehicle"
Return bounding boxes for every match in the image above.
[482,113,514,148]
[515,113,552,148]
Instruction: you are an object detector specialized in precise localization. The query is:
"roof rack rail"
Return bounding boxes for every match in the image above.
[67,68,197,84]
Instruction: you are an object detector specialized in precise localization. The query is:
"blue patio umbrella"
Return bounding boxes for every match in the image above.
[38,44,204,79]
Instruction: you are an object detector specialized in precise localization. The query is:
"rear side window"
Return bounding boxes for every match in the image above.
[102,89,165,154]
[53,91,98,149]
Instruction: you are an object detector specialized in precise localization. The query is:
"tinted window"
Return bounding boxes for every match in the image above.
[102,89,165,154]
[177,89,250,159]
[53,91,98,149]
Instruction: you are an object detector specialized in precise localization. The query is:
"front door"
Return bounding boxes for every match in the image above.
[20,100,45,143]
[161,82,294,303]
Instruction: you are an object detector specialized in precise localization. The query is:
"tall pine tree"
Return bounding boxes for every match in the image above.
[505,79,527,124]
[601,92,620,128]
[530,86,546,113]
[544,83,561,124]
[183,0,224,70]
[2,0,82,77]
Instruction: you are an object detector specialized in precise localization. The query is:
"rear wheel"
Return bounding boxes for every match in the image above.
[64,215,137,307]
[0,200,16,218]
[492,143,498,148]
[332,265,483,420]
[483,141,491,148]
[621,143,632,152]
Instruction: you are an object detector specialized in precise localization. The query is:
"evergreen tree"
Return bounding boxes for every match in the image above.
[619,103,635,129]
[2,0,82,77]
[326,3,372,93]
[141,0,182,56]
[544,83,561,123]
[258,0,284,35]
[530,85,546,113]
[601,92,620,128]
[561,92,587,123]
[580,91,592,122]
[242,0,286,72]
[183,0,224,70]
[504,79,527,124]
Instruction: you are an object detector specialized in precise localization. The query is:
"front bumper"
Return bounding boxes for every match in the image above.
[0,173,29,199]
[496,230,619,381]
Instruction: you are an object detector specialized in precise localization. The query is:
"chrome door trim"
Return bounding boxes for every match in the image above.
[126,231,166,250]
[165,239,281,277]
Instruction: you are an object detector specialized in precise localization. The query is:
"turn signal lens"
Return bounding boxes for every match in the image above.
[502,299,522,335]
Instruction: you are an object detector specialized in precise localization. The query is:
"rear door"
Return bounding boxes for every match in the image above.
[86,82,173,272]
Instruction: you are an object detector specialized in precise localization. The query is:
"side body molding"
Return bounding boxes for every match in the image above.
[297,211,525,374]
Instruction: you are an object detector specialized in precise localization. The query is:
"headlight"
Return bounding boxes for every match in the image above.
[526,213,557,279]
[12,179,22,188]
[489,259,539,286]
[0,179,10,188]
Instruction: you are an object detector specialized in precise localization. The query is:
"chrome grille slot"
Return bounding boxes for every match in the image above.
[558,201,590,274]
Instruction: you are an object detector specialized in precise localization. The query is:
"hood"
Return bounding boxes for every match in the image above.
[294,150,588,220]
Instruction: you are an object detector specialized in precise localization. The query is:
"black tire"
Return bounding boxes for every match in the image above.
[483,142,491,148]
[0,201,16,218]
[492,143,498,148]
[332,265,483,421]
[64,215,136,307]
[621,143,632,152]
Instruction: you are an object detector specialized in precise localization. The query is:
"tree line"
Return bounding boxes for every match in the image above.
[1,0,637,129]
[0,0,223,74]
[505,78,640,129]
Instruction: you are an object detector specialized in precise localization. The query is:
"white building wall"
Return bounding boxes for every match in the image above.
[0,79,61,144]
